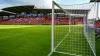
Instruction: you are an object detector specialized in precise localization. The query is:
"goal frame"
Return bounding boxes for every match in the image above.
[48,1,97,56]
[48,1,71,56]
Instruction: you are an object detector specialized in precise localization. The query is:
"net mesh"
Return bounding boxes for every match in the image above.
[53,2,96,56]
[85,2,96,56]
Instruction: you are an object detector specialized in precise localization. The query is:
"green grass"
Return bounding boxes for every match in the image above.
[0,25,99,56]
[53,25,94,56]
[0,25,51,56]
[96,39,100,56]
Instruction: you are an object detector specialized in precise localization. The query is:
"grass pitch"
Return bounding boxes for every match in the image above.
[0,25,99,56]
[52,25,94,56]
[0,25,51,56]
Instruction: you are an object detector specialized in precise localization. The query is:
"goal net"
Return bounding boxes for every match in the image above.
[48,1,96,56]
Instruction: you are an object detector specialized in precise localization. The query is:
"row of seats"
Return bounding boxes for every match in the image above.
[0,17,84,25]
[95,21,100,28]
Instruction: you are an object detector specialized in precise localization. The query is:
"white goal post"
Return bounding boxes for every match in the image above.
[48,1,97,56]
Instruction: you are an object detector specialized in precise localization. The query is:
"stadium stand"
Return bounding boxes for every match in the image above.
[95,19,100,39]
[96,21,100,28]
[0,16,83,25]
[0,5,84,25]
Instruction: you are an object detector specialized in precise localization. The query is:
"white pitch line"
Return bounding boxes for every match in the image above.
[54,51,82,56]
[54,31,71,51]
[0,33,26,39]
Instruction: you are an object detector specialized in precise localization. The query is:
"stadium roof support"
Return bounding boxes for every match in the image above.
[2,5,35,13]
[0,10,16,16]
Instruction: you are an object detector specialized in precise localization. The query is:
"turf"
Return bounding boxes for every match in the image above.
[96,39,100,56]
[0,25,51,56]
[53,25,94,56]
[0,25,99,56]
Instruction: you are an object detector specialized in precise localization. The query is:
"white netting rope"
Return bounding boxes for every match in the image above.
[53,2,96,56]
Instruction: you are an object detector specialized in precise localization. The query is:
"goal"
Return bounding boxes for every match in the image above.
[48,1,97,56]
